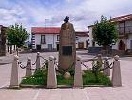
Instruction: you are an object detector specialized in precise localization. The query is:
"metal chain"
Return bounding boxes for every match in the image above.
[19,62,26,69]
[81,62,89,70]
[19,62,36,70]
[18,59,48,71]
[99,62,113,71]
[54,60,75,73]
[32,56,39,65]
[39,56,48,61]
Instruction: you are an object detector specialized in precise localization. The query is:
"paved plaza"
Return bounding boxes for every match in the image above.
[0,50,132,100]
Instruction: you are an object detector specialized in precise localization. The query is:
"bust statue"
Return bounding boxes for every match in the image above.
[61,16,73,30]
[64,16,69,23]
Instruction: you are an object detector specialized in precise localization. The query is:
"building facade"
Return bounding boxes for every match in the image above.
[88,14,132,54]
[0,25,7,56]
[111,14,132,51]
[31,27,89,51]
[0,25,16,56]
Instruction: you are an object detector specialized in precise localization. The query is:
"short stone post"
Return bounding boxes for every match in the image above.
[112,55,122,87]
[74,56,83,88]
[36,52,41,69]
[47,56,57,89]
[103,57,110,76]
[97,54,103,68]
[26,57,32,77]
[9,55,19,88]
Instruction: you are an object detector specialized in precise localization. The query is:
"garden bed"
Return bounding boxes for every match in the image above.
[20,69,111,88]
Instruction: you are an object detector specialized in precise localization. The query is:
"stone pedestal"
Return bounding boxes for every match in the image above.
[9,55,19,88]
[112,55,122,87]
[59,21,76,70]
[47,56,57,89]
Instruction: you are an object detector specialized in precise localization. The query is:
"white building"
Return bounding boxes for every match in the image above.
[0,25,16,56]
[88,14,132,54]
[31,27,89,51]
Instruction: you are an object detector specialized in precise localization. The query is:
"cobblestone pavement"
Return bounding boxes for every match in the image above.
[0,50,132,100]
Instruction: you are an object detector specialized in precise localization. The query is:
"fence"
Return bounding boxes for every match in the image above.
[9,52,122,88]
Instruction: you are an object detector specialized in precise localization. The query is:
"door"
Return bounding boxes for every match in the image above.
[48,44,52,51]
[118,40,125,50]
[57,44,59,51]
[36,45,41,50]
[130,40,132,49]
[78,42,84,49]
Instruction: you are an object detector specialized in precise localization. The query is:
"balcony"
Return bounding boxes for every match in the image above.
[118,26,132,38]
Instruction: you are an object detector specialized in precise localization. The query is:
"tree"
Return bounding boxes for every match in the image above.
[92,15,118,54]
[7,23,29,55]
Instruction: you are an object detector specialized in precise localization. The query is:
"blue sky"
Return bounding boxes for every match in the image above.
[0,0,132,32]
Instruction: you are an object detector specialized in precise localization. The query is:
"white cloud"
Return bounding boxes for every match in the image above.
[0,0,132,32]
[0,5,28,27]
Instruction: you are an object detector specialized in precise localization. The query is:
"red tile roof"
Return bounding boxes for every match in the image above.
[76,31,89,37]
[88,14,132,27]
[111,14,132,22]
[31,27,89,37]
[31,27,61,34]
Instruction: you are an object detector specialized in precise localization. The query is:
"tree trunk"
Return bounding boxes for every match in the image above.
[16,47,19,56]
[103,45,110,56]
[9,45,12,54]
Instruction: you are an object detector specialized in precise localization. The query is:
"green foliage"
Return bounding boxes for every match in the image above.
[92,15,118,47]
[21,69,111,86]
[83,70,111,86]
[57,74,74,85]
[21,69,47,85]
[92,59,103,82]
[7,23,29,48]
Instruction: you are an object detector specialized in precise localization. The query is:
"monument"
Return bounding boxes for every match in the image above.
[58,16,76,70]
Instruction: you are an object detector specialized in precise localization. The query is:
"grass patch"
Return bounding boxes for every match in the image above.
[21,69,111,87]
[57,74,74,85]
[83,70,111,86]
[21,69,47,85]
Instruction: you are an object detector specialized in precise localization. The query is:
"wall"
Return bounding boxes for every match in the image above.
[41,34,58,49]
[34,34,41,49]
[76,37,88,48]
[127,34,132,49]
[88,26,101,47]
[34,33,88,50]
[34,34,58,50]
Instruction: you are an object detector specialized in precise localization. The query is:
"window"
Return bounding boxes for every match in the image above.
[125,21,132,33]
[76,36,79,40]
[41,35,46,44]
[118,22,125,35]
[57,35,60,41]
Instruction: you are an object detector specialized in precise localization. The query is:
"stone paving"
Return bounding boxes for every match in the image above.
[0,50,132,100]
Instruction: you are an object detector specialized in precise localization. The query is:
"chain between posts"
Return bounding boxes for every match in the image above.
[54,58,75,74]
[81,62,89,70]
[32,56,38,65]
[18,62,36,70]
[18,56,48,70]
[99,62,113,71]
[81,55,113,72]
[39,56,48,61]
[81,55,99,70]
